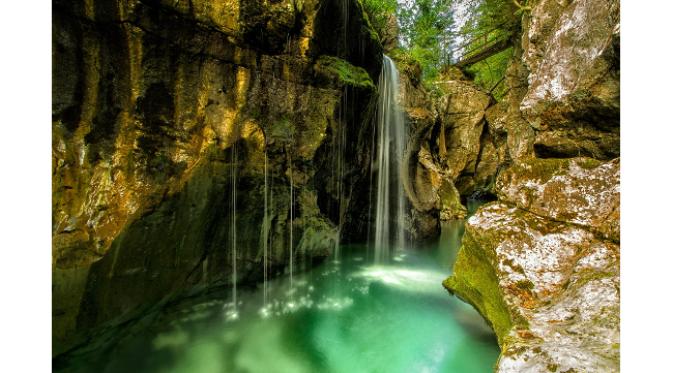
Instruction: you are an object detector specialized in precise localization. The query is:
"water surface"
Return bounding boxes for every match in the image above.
[57,221,499,373]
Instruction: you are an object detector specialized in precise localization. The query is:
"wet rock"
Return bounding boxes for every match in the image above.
[52,0,381,354]
[379,13,399,53]
[484,57,536,164]
[533,125,620,160]
[442,2,621,371]
[445,155,620,372]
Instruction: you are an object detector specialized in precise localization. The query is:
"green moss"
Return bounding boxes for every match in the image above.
[443,232,513,345]
[314,56,375,90]
[575,157,603,169]
[502,158,569,185]
[439,180,467,219]
[570,89,592,102]
[503,157,604,188]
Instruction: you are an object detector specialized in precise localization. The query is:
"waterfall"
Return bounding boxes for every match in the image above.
[333,87,347,263]
[263,147,269,307]
[373,55,407,263]
[229,139,239,320]
[288,138,295,298]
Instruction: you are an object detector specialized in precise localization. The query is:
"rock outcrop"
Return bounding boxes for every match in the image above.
[445,158,620,372]
[53,0,381,355]
[522,0,620,160]
[399,64,498,239]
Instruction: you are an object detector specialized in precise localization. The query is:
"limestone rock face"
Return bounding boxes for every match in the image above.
[521,0,620,159]
[379,13,399,53]
[497,157,620,242]
[484,58,536,164]
[446,158,619,371]
[434,69,492,183]
[446,202,619,372]
[53,0,381,354]
[399,66,497,239]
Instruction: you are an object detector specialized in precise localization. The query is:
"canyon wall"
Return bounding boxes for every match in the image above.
[439,0,620,371]
[53,0,382,354]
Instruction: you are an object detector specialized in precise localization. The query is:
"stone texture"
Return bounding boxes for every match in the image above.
[379,13,399,53]
[445,202,619,373]
[53,0,381,355]
[432,1,621,371]
[497,157,620,242]
[445,154,620,372]
[399,66,496,239]
[434,68,492,183]
[521,0,620,159]
[484,57,536,164]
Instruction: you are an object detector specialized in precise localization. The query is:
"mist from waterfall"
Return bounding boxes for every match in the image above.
[373,55,407,263]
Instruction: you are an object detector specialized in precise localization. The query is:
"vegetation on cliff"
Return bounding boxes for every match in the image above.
[361,0,521,97]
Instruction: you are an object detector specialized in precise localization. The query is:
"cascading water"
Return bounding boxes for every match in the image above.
[373,55,407,263]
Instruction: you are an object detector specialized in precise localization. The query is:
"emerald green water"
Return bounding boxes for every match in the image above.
[57,221,499,373]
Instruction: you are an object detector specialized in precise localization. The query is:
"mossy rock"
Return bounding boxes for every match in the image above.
[443,231,513,343]
[444,202,620,372]
[314,55,375,90]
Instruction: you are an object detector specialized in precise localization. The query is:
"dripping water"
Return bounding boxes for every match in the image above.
[288,138,294,300]
[263,146,269,307]
[229,138,239,320]
[373,55,407,263]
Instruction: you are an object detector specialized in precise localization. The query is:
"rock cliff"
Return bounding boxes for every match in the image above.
[53,0,382,354]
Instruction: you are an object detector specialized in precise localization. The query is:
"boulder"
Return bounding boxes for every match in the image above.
[445,202,619,372]
[434,69,492,181]
[445,154,620,372]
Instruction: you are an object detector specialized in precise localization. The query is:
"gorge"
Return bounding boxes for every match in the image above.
[52,0,620,372]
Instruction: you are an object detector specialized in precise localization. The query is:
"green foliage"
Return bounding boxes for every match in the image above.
[456,0,521,99]
[398,0,454,80]
[361,0,454,83]
[359,0,398,37]
[360,0,522,93]
[465,47,513,100]
[458,0,519,37]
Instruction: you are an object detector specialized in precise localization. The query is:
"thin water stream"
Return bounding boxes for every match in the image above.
[56,221,499,373]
